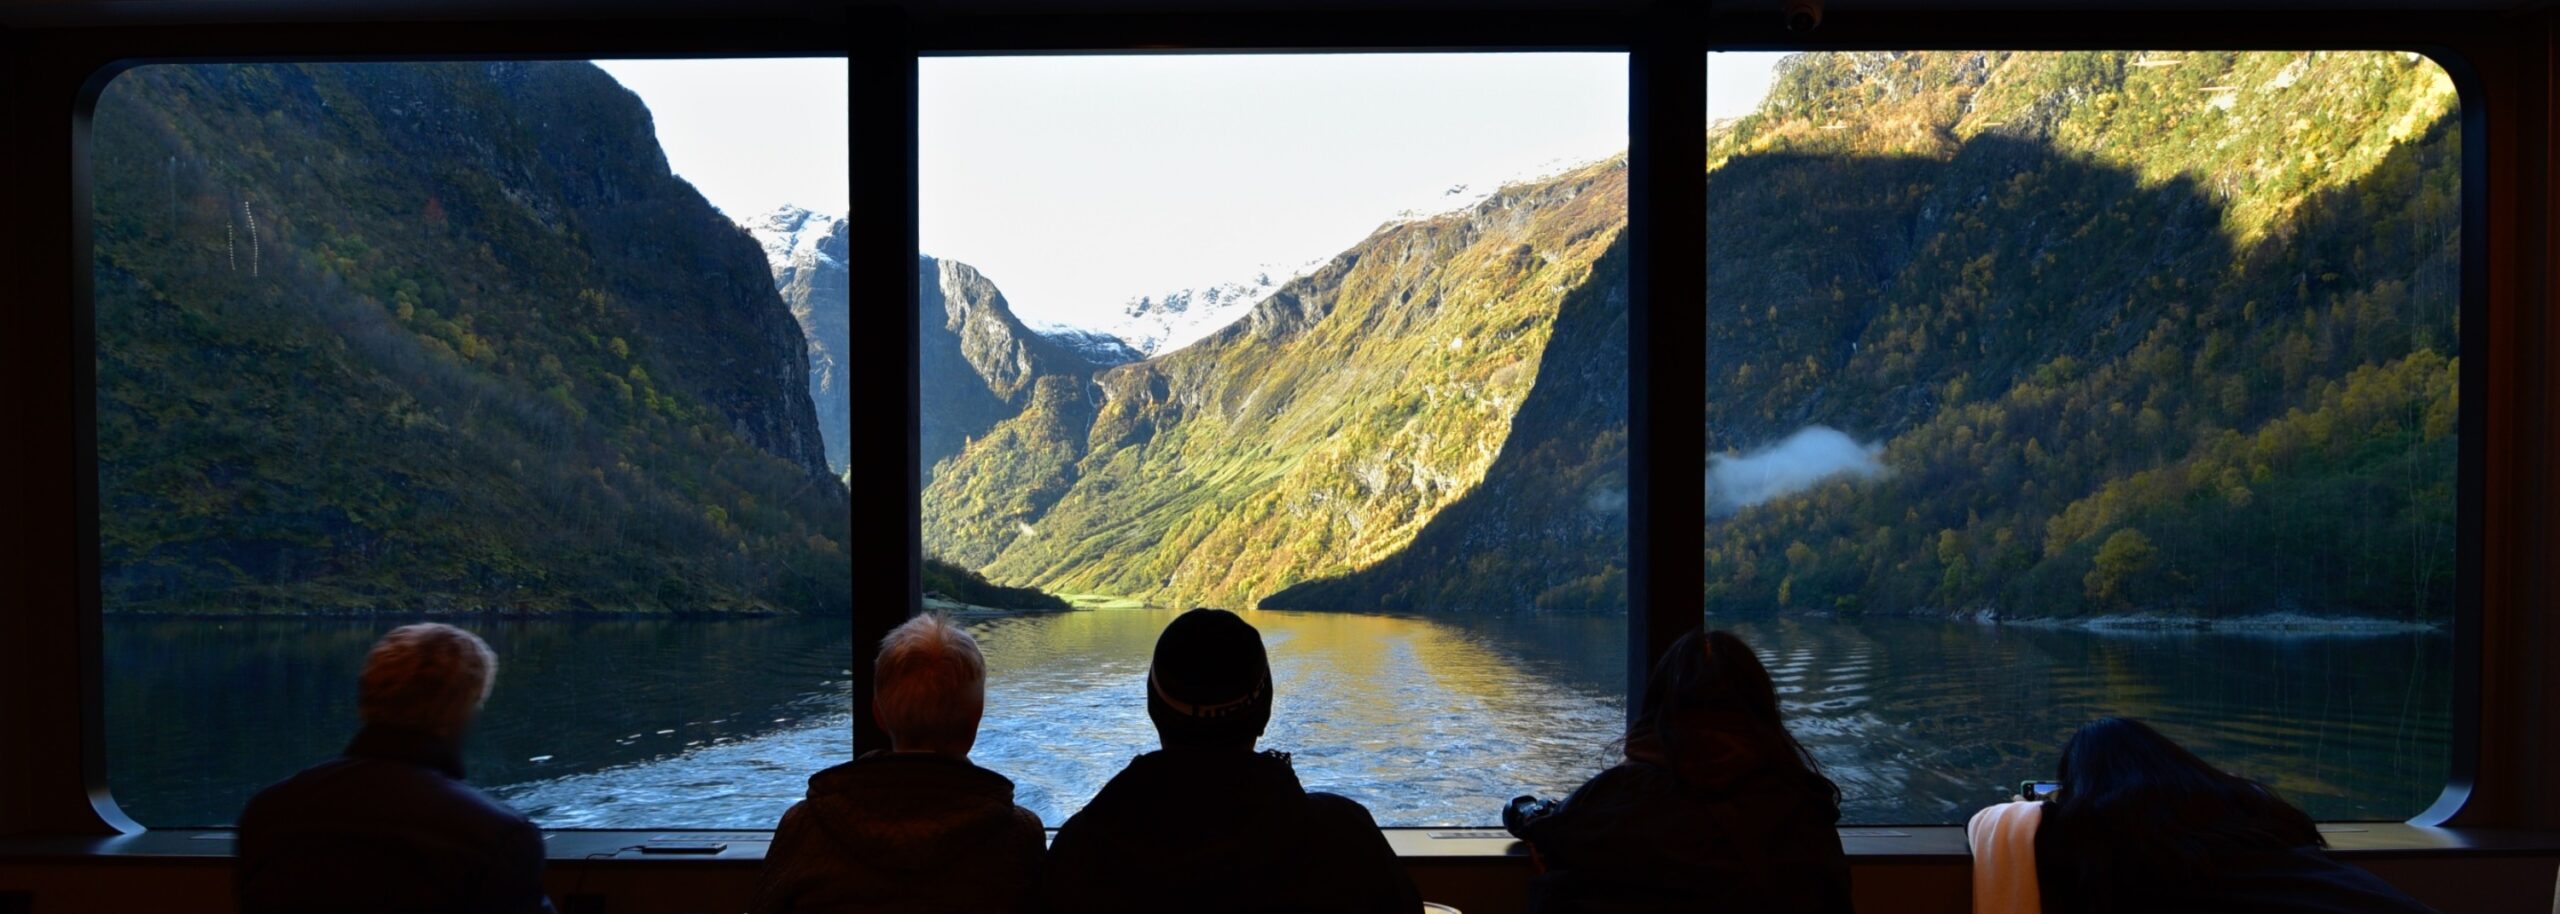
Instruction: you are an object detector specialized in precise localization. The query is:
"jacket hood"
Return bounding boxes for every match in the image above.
[799,751,1028,875]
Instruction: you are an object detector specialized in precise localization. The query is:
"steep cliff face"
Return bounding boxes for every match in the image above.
[333,62,833,477]
[916,256,1110,490]
[746,205,852,474]
[922,160,1629,608]
[91,62,849,614]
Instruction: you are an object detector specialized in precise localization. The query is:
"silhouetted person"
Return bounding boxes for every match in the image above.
[236,623,552,914]
[1506,628,1854,914]
[751,612,1044,914]
[1040,608,1421,914]
[1968,716,2439,914]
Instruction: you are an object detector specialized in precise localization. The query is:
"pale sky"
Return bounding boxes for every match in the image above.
[593,53,1791,333]
[591,58,851,220]
[921,54,1627,329]
[1710,52,1790,123]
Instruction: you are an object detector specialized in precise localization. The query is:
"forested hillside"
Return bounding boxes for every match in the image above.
[1700,51,2459,622]
[92,62,852,615]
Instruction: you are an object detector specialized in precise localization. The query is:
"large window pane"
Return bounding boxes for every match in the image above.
[920,54,1630,826]
[95,59,855,828]
[1706,50,2457,822]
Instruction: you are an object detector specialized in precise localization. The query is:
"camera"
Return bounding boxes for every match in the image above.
[1783,0,1823,32]
[1503,794,1561,837]
[2019,779,2062,802]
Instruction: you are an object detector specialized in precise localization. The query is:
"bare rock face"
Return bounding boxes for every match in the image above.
[745,206,852,474]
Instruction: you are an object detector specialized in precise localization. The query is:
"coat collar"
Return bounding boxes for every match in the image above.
[344,723,467,780]
[808,749,1019,802]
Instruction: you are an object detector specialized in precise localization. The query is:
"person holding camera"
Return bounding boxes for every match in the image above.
[1967,716,2439,914]
[1504,627,1855,914]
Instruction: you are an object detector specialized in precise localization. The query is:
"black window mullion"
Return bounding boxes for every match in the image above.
[1625,14,1710,712]
[848,11,918,757]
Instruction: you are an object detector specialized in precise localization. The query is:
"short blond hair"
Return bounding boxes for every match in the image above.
[358,623,498,735]
[875,613,985,748]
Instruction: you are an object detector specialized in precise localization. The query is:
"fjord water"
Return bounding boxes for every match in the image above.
[104,610,2447,828]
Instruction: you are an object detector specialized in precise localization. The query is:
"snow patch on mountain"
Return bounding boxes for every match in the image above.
[1092,260,1325,358]
[1032,324,1146,366]
[743,204,842,284]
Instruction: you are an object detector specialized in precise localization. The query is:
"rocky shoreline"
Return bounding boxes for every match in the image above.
[1969,609,2443,635]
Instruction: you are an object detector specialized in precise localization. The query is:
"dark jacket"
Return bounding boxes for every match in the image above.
[1518,760,1854,914]
[235,724,553,914]
[1040,747,1420,914]
[749,750,1046,914]
[2037,835,2439,914]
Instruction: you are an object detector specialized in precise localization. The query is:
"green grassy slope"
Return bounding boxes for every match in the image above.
[925,160,1628,610]
[92,62,851,615]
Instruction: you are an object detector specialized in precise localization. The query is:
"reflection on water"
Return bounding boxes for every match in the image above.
[967,609,1628,825]
[105,617,856,828]
[105,609,2445,828]
[1718,616,2452,822]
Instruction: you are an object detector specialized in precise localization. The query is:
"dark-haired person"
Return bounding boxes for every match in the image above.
[1968,716,2439,914]
[1039,608,1421,914]
[751,612,1045,914]
[236,623,554,914]
[1505,628,1854,914]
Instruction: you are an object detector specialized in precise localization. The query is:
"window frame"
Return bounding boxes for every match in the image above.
[4,3,2523,836]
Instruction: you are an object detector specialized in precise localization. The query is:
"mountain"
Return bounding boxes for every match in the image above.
[1031,323,1145,366]
[925,50,2458,624]
[1694,50,2459,621]
[90,61,851,614]
[744,205,852,474]
[917,255,1118,488]
[923,159,1629,608]
[1088,268,1303,358]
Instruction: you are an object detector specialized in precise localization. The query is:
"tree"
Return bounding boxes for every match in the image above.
[2083,528,2157,608]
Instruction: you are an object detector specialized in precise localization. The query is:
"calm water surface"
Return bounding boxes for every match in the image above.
[105,609,2448,828]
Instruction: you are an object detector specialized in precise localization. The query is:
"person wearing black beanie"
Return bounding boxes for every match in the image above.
[1144,606,1275,749]
[1042,608,1421,914]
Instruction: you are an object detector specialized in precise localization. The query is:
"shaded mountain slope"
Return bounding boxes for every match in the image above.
[92,62,850,614]
[1698,51,2459,621]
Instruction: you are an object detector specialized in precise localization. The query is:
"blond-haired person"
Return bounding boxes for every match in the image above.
[237,623,552,914]
[751,612,1045,914]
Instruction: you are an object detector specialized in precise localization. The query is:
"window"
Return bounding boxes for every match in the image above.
[93,59,856,828]
[1705,50,2458,822]
[917,54,1631,826]
[80,44,2469,835]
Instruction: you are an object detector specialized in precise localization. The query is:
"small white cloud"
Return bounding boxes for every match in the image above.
[1708,426,1888,516]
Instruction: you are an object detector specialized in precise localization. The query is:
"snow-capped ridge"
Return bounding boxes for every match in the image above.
[1094,257,1328,358]
[743,204,842,282]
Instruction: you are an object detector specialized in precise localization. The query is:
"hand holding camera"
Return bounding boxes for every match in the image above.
[1502,794,1561,838]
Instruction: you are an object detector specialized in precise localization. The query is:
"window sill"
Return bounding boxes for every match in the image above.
[4,824,2557,865]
